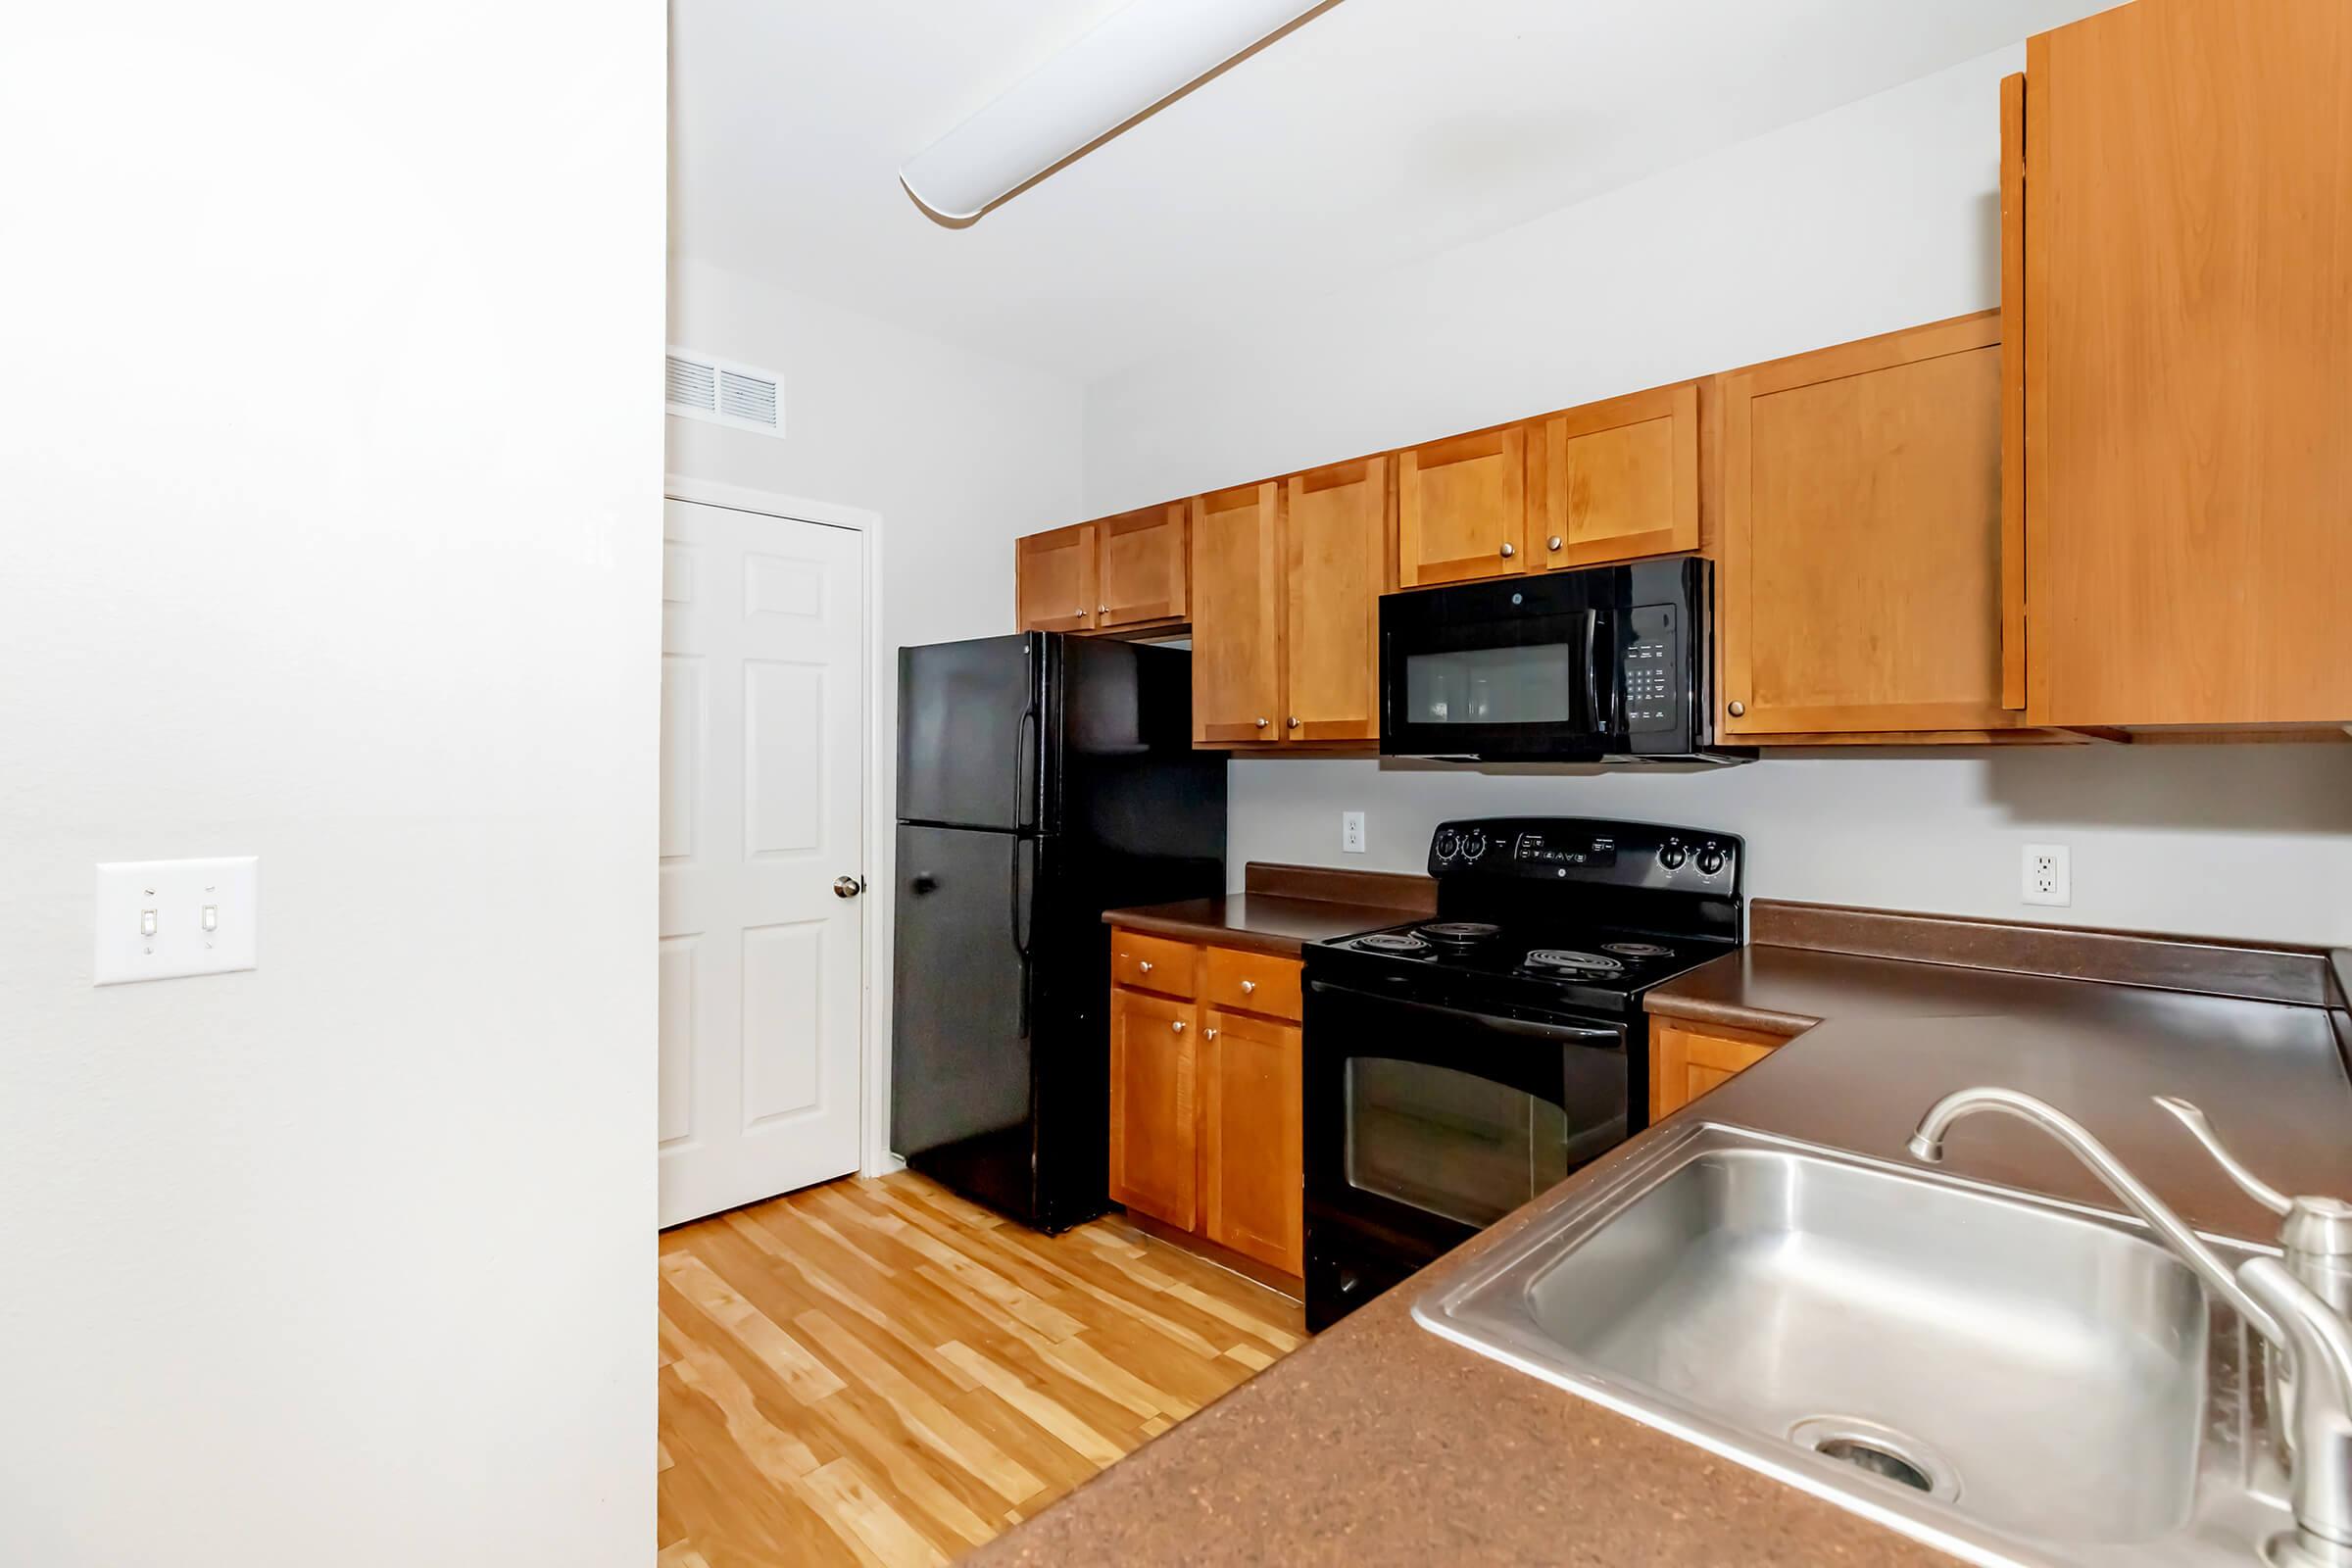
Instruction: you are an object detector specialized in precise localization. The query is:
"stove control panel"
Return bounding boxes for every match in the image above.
[1428,816,1742,896]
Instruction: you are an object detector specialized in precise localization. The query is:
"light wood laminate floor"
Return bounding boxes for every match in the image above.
[658,1171,1306,1567]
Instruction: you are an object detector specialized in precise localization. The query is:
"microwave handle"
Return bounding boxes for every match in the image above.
[1584,609,1623,735]
[1307,981,1624,1046]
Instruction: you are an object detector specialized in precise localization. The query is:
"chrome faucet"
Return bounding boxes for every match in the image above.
[1908,1086,2352,1568]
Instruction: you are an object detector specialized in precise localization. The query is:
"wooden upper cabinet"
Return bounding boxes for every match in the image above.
[1528,382,1700,570]
[1015,523,1098,633]
[1396,426,1527,587]
[1107,986,1199,1230]
[1281,457,1386,743]
[1190,481,1285,744]
[1200,1005,1303,1278]
[2020,0,2352,728]
[1718,312,2024,738]
[1098,503,1189,628]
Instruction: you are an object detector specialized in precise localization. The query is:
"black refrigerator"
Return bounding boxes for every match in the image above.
[891,632,1225,1232]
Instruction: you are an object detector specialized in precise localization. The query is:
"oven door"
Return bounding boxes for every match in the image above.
[1302,978,1631,1261]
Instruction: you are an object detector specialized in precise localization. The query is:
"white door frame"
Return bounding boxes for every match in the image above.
[662,474,899,1182]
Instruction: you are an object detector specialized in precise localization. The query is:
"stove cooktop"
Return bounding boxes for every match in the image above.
[1311,917,1733,1019]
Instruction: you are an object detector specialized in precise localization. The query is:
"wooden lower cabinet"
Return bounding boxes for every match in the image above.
[1106,927,1304,1282]
[1108,985,1199,1230]
[1649,1018,1799,1122]
[1201,1006,1304,1278]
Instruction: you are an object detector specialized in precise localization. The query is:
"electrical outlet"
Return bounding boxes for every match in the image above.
[2022,843,2071,907]
[1342,811,1366,855]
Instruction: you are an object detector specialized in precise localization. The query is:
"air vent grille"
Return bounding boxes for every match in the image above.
[664,355,717,412]
[717,369,778,427]
[665,346,783,437]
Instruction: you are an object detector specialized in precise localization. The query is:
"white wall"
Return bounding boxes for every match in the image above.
[0,6,662,1565]
[663,258,1087,1161]
[1085,45,2352,947]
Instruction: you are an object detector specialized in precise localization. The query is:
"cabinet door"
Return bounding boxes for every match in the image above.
[1201,1006,1302,1278]
[1528,382,1699,569]
[1649,1021,1787,1122]
[1396,426,1527,587]
[1719,312,2022,737]
[2023,0,2352,727]
[1099,503,1189,628]
[1190,481,1285,745]
[1108,987,1199,1229]
[1015,523,1098,633]
[1281,457,1385,743]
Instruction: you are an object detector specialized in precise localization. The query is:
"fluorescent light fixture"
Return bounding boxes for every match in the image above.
[900,0,1330,222]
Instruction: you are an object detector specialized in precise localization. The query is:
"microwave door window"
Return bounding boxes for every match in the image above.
[1401,643,1577,726]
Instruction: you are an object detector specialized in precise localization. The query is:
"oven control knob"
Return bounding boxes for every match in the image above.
[1434,828,1461,862]
[1658,842,1688,870]
[1463,829,1488,861]
[1696,845,1726,877]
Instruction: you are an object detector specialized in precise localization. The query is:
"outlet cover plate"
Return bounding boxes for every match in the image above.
[2022,843,2071,907]
[94,857,260,985]
[1342,811,1366,855]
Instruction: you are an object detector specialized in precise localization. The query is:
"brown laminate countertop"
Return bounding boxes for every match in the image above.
[966,943,2352,1568]
[1103,893,1419,957]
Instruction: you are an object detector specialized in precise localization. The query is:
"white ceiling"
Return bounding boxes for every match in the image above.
[670,0,2108,383]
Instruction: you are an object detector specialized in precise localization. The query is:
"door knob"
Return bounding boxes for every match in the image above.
[1138,959,1153,973]
[1098,604,1108,613]
[1286,716,1300,730]
[832,875,863,899]
[1254,716,1269,729]
[1498,542,1516,559]
[1240,979,1256,994]
[1204,1027,1219,1041]
[1547,535,1563,551]
[1728,701,1746,718]
[1171,1019,1187,1033]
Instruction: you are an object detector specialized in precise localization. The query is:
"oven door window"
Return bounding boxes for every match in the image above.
[1344,1057,1576,1229]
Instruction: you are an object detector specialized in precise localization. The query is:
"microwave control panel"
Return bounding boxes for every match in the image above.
[1620,606,1681,734]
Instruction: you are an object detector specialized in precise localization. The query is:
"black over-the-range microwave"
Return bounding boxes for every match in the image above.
[1379,559,1752,764]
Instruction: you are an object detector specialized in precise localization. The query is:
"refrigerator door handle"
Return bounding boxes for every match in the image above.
[1009,838,1034,1037]
[1013,705,1039,834]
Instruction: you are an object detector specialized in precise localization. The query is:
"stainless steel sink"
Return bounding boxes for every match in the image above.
[1414,1123,2299,1568]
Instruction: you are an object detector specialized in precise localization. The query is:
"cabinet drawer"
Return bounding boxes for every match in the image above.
[1110,929,1200,998]
[1202,946,1301,1019]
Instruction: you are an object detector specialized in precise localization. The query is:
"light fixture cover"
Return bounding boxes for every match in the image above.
[900,0,1327,221]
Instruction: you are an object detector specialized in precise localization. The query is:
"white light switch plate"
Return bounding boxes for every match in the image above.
[94,857,259,985]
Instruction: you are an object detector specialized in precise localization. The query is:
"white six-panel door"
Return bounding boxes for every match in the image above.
[658,499,865,1227]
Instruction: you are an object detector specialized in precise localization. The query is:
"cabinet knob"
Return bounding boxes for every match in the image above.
[1171,1019,1187,1034]
[1137,958,1153,972]
[1728,701,1746,717]
[1254,716,1269,729]
[1240,979,1256,995]
[1204,1027,1219,1041]
[1498,542,1516,559]
[1286,716,1300,730]
[1098,604,1108,613]
[1547,535,1563,552]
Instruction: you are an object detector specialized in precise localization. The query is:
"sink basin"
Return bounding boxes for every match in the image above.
[1414,1123,2296,1568]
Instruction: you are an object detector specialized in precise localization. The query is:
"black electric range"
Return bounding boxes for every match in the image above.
[1300,816,1743,1330]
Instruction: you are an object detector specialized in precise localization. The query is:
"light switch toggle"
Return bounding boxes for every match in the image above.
[94,857,258,985]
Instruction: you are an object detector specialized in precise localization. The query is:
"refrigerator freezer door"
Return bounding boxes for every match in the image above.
[890,822,1039,1222]
[897,633,1047,833]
